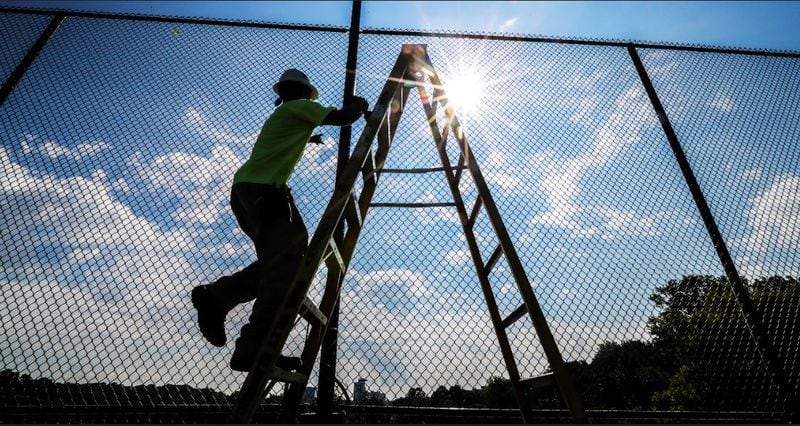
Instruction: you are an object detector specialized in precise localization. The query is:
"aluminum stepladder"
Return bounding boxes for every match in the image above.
[230,44,588,424]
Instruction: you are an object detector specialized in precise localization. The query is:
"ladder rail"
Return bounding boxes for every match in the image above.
[231,44,588,424]
[417,82,534,423]
[231,48,413,424]
[424,50,588,423]
[280,83,413,419]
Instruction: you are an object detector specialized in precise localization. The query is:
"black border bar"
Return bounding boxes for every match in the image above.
[0,6,348,32]
[2,6,800,58]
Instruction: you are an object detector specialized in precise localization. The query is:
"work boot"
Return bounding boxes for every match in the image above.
[191,285,229,347]
[230,335,302,372]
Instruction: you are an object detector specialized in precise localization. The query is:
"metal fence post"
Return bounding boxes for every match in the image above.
[0,14,64,108]
[627,44,796,422]
[317,0,362,419]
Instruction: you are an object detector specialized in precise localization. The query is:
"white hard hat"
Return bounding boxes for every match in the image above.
[273,69,319,100]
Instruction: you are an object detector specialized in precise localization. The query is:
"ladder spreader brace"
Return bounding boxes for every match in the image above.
[230,44,588,424]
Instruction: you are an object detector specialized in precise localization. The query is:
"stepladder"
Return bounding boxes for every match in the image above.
[230,44,588,424]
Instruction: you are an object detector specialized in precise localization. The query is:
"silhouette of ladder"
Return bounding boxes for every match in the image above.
[230,44,588,424]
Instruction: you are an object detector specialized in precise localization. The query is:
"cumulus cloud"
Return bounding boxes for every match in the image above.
[338,267,649,397]
[564,69,610,91]
[445,249,471,265]
[412,191,461,225]
[21,133,110,161]
[737,173,800,253]
[338,284,507,397]
[531,85,658,237]
[353,268,433,301]
[710,92,734,112]
[741,168,763,180]
[182,107,258,145]
[499,17,518,32]
[570,96,600,124]
[129,144,243,226]
[484,171,521,194]
[0,144,248,392]
[596,208,670,240]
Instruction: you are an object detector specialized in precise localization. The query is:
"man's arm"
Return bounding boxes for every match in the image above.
[321,96,369,127]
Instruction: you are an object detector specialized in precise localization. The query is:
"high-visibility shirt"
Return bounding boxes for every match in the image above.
[233,99,335,186]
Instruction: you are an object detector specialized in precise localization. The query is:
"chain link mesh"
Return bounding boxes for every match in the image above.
[1,9,798,423]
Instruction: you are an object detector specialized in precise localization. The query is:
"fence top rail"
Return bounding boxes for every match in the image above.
[361,27,800,59]
[2,6,799,58]
[0,6,349,32]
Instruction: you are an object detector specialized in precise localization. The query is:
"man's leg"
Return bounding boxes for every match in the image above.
[193,185,262,347]
[231,193,309,371]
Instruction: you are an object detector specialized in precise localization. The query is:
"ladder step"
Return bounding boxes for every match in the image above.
[438,119,450,150]
[376,166,467,174]
[299,297,328,326]
[325,238,346,271]
[370,202,457,208]
[269,366,308,384]
[361,151,376,181]
[344,192,362,231]
[518,373,555,390]
[467,195,483,227]
[500,303,528,329]
[453,154,465,186]
[484,244,504,275]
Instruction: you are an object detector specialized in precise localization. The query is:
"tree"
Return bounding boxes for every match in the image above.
[578,340,671,410]
[647,275,799,411]
[483,376,517,408]
[392,386,430,407]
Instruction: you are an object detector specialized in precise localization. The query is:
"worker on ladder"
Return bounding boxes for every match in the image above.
[191,69,369,372]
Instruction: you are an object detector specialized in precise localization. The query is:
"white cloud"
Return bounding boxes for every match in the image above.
[741,168,763,180]
[354,268,432,299]
[484,172,521,194]
[570,96,600,124]
[710,92,734,112]
[531,85,657,236]
[412,191,461,225]
[22,133,110,161]
[338,268,650,397]
[130,144,243,226]
[596,208,668,240]
[737,173,800,253]
[112,178,131,193]
[182,107,258,145]
[0,144,246,392]
[734,256,765,278]
[564,69,610,91]
[445,249,471,265]
[499,17,518,32]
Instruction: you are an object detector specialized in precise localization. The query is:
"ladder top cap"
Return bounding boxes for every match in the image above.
[402,44,428,53]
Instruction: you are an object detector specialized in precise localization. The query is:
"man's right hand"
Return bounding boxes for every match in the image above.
[346,96,369,113]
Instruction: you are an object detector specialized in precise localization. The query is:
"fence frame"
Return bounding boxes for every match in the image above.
[1,4,798,423]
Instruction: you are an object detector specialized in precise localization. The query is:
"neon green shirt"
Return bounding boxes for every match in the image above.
[233,99,336,186]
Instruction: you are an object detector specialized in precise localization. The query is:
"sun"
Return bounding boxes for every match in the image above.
[442,68,489,115]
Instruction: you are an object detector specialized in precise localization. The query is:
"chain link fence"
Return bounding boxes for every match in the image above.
[1,7,798,423]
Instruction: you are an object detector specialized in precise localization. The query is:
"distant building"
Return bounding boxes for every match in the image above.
[353,378,386,405]
[353,378,367,402]
[302,386,316,404]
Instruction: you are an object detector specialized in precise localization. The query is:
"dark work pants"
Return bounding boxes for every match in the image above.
[207,182,309,343]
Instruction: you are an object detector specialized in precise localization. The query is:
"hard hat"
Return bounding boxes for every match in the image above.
[273,69,319,100]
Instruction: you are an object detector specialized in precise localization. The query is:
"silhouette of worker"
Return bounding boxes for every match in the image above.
[191,69,369,372]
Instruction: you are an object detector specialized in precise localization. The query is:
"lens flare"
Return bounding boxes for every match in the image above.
[444,69,488,115]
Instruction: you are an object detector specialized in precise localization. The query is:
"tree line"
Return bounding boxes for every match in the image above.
[2,275,797,420]
[386,275,799,413]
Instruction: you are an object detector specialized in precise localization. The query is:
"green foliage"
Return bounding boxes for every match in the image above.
[646,275,799,411]
[484,376,518,408]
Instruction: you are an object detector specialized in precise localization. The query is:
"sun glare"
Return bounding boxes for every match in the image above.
[443,68,488,115]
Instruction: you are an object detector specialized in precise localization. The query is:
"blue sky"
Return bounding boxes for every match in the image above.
[2,1,800,51]
[1,2,798,401]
